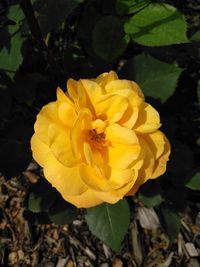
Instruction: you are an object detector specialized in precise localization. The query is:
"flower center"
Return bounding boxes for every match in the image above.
[87,129,107,151]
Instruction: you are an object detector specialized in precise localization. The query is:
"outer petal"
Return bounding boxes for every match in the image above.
[105,80,144,99]
[34,102,60,145]
[43,153,87,196]
[31,134,50,167]
[62,189,103,208]
[136,138,155,184]
[94,169,138,203]
[134,103,161,133]
[95,71,118,88]
[151,134,170,179]
[143,131,166,159]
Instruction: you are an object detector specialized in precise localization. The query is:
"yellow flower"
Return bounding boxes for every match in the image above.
[31,71,170,208]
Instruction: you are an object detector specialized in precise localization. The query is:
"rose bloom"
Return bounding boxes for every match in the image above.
[31,71,170,208]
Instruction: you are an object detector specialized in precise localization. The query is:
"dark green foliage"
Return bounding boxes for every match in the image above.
[86,199,130,251]
[26,179,79,225]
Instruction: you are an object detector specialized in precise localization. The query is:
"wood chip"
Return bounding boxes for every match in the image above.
[160,252,174,267]
[131,220,143,265]
[112,257,123,267]
[56,257,69,267]
[102,244,112,259]
[84,247,96,261]
[185,242,199,257]
[137,207,160,230]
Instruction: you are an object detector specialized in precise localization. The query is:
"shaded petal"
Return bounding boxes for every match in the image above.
[151,134,170,179]
[31,134,50,167]
[57,87,73,105]
[70,108,92,159]
[136,138,155,184]
[94,170,138,203]
[144,131,166,159]
[95,94,128,123]
[62,189,103,208]
[134,103,161,133]
[80,164,119,192]
[119,106,139,129]
[106,123,138,145]
[106,96,128,124]
[43,153,87,196]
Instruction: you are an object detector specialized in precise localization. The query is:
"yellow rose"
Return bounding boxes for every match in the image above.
[31,71,170,208]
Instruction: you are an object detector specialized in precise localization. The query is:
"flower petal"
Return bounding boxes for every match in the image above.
[95,71,118,88]
[80,164,118,192]
[94,169,138,203]
[119,106,139,129]
[70,108,92,159]
[105,80,144,99]
[58,102,77,127]
[144,131,166,159]
[43,153,87,196]
[134,103,161,133]
[151,134,170,179]
[62,189,103,208]
[48,123,78,167]
[106,123,138,145]
[31,134,50,167]
[34,102,60,145]
[108,143,140,170]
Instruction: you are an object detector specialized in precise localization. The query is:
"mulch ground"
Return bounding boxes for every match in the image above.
[0,163,200,267]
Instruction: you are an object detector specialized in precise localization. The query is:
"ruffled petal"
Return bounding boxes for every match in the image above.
[80,164,119,192]
[108,143,140,170]
[62,189,103,208]
[43,153,87,196]
[106,123,138,145]
[58,102,77,127]
[94,170,138,203]
[34,102,60,145]
[151,134,170,179]
[95,71,118,88]
[31,134,50,167]
[134,103,161,133]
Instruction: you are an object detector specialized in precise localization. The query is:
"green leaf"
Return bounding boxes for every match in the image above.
[27,179,58,212]
[0,6,25,77]
[116,0,152,15]
[190,31,200,42]
[33,0,84,35]
[85,199,130,251]
[138,181,163,208]
[186,172,200,190]
[49,196,78,225]
[159,208,181,241]
[133,53,183,102]
[124,3,189,46]
[92,16,129,62]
